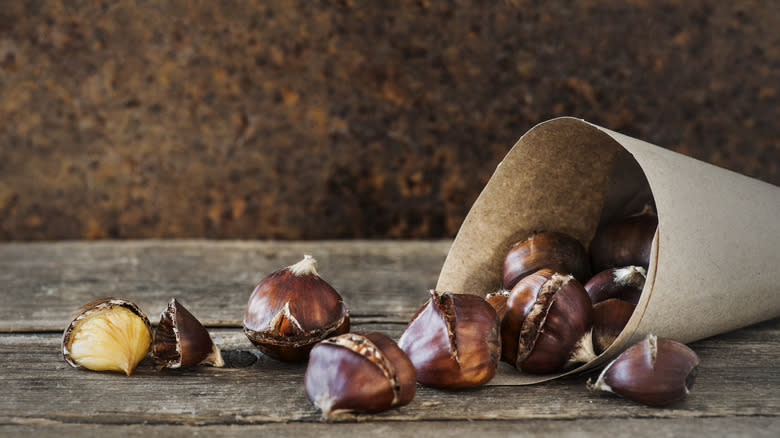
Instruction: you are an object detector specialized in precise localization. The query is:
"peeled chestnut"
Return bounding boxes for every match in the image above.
[398,290,500,388]
[590,214,658,273]
[588,334,699,406]
[152,298,224,369]
[62,297,152,376]
[485,289,510,321]
[584,266,646,306]
[243,255,349,361]
[305,332,416,420]
[503,231,590,289]
[501,269,596,374]
[592,298,636,354]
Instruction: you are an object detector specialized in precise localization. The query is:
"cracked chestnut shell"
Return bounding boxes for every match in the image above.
[501,269,596,374]
[62,297,152,376]
[588,334,699,406]
[592,298,637,354]
[243,255,349,361]
[398,290,500,388]
[503,231,590,289]
[305,332,416,420]
[152,298,224,369]
[590,214,658,273]
[584,266,646,306]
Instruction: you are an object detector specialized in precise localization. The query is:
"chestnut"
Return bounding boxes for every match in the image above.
[305,332,416,420]
[485,289,510,321]
[62,297,152,376]
[243,255,349,361]
[501,269,596,374]
[503,231,590,289]
[398,290,500,388]
[584,266,646,306]
[588,334,700,406]
[592,298,636,354]
[590,214,658,273]
[152,298,224,369]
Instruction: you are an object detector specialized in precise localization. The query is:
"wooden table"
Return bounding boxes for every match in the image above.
[2,240,778,437]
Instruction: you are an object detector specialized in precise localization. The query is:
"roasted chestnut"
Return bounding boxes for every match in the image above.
[243,255,350,361]
[588,334,699,406]
[590,214,658,273]
[62,297,152,376]
[503,231,590,289]
[152,298,224,369]
[584,266,646,306]
[305,332,416,420]
[399,290,500,388]
[501,269,596,374]
[592,298,636,354]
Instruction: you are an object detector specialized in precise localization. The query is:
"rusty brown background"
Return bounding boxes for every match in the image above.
[0,0,777,240]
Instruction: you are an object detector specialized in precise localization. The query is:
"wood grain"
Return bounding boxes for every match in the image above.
[1,320,778,426]
[1,240,778,436]
[0,240,450,331]
[2,418,779,438]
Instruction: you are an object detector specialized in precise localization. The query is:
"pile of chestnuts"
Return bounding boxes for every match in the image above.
[61,222,701,419]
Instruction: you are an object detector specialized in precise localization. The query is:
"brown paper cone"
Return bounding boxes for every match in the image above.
[436,117,780,384]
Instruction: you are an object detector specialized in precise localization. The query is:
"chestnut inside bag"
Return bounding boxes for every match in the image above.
[436,117,780,385]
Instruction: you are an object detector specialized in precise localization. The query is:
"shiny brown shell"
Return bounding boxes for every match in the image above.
[502,231,590,289]
[399,290,500,389]
[243,255,350,361]
[152,298,224,368]
[304,332,416,420]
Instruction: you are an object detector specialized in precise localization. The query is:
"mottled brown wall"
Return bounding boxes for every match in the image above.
[0,0,777,240]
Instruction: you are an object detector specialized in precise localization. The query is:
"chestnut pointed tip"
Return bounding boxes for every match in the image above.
[289,254,319,276]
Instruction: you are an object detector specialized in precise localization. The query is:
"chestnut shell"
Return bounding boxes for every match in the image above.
[589,334,699,406]
[502,269,595,374]
[590,214,658,273]
[243,256,349,361]
[502,231,590,289]
[152,298,223,368]
[584,266,646,306]
[591,298,636,354]
[304,332,416,419]
[399,290,500,388]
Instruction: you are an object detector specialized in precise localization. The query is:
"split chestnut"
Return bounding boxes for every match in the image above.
[399,290,501,388]
[243,255,349,361]
[501,269,597,374]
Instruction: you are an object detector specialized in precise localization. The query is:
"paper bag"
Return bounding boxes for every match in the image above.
[436,117,780,384]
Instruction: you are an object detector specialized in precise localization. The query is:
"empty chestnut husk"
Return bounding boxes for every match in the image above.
[503,231,590,289]
[305,332,416,420]
[584,266,646,306]
[62,297,152,376]
[588,334,700,406]
[399,290,500,388]
[590,214,658,273]
[501,269,596,374]
[152,298,224,369]
[243,255,350,361]
[592,298,637,354]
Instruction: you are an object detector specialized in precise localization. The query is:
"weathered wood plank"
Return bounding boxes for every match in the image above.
[1,319,778,425]
[0,240,451,331]
[2,417,779,438]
